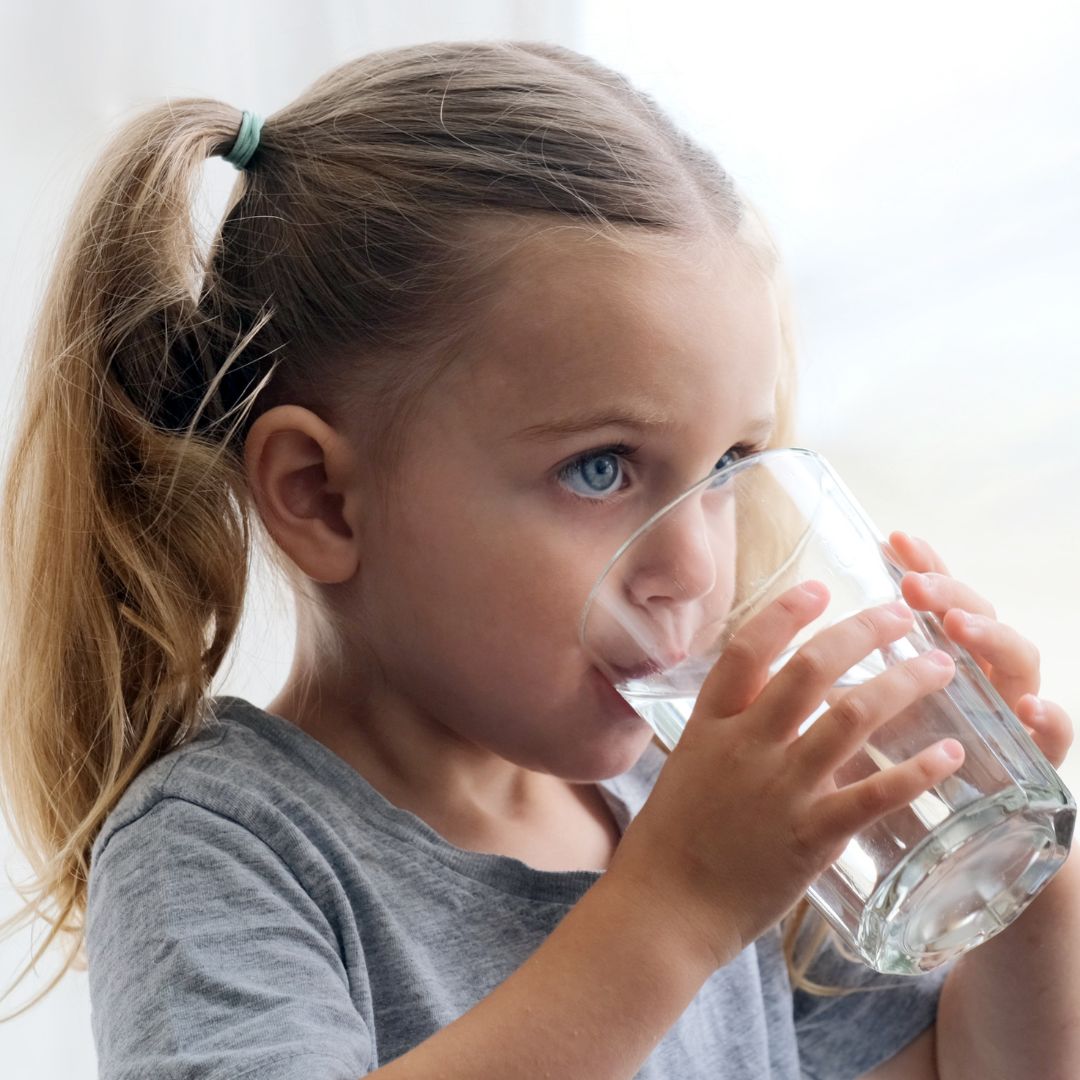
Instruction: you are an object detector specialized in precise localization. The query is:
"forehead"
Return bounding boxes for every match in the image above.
[441,224,782,435]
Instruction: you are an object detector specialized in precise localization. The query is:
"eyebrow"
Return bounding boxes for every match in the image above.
[511,405,776,441]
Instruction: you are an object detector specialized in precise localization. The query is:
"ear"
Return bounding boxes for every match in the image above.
[242,405,363,584]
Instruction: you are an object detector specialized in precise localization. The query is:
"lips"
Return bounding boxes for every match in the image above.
[610,658,663,682]
[610,650,688,682]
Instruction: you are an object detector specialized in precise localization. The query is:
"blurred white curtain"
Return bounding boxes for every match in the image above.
[2,1,1078,1074]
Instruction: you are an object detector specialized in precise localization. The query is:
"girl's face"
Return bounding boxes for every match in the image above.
[349,226,782,782]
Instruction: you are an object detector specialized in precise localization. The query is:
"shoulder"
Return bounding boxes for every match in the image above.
[89,694,322,868]
[83,697,376,1077]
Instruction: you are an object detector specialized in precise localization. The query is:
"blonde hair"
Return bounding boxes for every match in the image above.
[0,39,854,1019]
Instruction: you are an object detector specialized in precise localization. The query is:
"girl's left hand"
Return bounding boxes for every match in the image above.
[888,530,1074,769]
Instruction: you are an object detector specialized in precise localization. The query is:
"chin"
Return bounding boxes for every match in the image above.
[535,671,654,781]
[564,733,656,782]
[485,667,653,781]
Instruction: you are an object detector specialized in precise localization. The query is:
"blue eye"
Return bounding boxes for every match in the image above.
[556,444,633,502]
[711,444,756,483]
[556,441,766,506]
[714,447,741,472]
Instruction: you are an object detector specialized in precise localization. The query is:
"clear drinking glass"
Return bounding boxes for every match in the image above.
[580,446,1075,974]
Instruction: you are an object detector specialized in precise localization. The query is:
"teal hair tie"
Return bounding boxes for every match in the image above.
[224,110,263,170]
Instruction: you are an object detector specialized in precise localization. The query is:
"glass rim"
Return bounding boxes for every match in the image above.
[577,445,824,656]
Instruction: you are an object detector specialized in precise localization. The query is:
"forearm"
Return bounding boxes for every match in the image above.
[372,873,719,1079]
[936,848,1080,1080]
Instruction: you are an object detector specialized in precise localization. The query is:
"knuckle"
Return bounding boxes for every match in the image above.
[723,634,762,672]
[830,692,871,738]
[789,813,823,864]
[854,774,890,818]
[776,590,805,618]
[899,658,930,693]
[790,646,830,683]
[911,754,938,789]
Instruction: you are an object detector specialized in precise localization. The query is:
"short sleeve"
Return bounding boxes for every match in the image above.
[792,925,954,1080]
[86,797,373,1080]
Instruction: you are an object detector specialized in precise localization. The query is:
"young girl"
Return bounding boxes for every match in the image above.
[1,39,1075,1079]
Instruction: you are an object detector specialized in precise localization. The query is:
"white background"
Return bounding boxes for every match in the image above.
[1,1,1077,1074]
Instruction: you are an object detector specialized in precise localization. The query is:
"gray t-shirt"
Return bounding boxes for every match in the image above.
[86,695,950,1079]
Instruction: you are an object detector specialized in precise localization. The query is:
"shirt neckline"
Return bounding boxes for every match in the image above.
[207,694,655,904]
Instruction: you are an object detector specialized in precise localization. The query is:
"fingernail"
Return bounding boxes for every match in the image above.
[938,739,964,763]
[801,581,828,600]
[927,649,953,667]
[885,600,912,618]
[1027,696,1046,721]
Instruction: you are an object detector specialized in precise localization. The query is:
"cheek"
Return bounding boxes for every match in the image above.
[445,500,620,623]
[363,507,656,766]
[378,471,645,687]
[477,544,601,665]
[376,508,598,668]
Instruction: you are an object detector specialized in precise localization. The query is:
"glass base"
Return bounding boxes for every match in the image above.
[854,785,1074,974]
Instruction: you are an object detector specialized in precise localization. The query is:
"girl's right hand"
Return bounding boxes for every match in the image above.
[604,581,964,971]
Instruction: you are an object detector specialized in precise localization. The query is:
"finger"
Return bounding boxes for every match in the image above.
[751,599,917,742]
[888,531,951,576]
[693,580,831,720]
[941,612,1040,706]
[792,649,957,779]
[899,570,996,621]
[1017,695,1074,770]
[938,609,995,681]
[803,739,965,851]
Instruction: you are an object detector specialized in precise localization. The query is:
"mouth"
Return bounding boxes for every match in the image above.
[609,650,688,683]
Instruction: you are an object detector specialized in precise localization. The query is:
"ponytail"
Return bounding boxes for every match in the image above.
[0,100,270,1018]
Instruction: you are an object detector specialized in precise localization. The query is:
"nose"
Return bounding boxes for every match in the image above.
[625,493,718,609]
